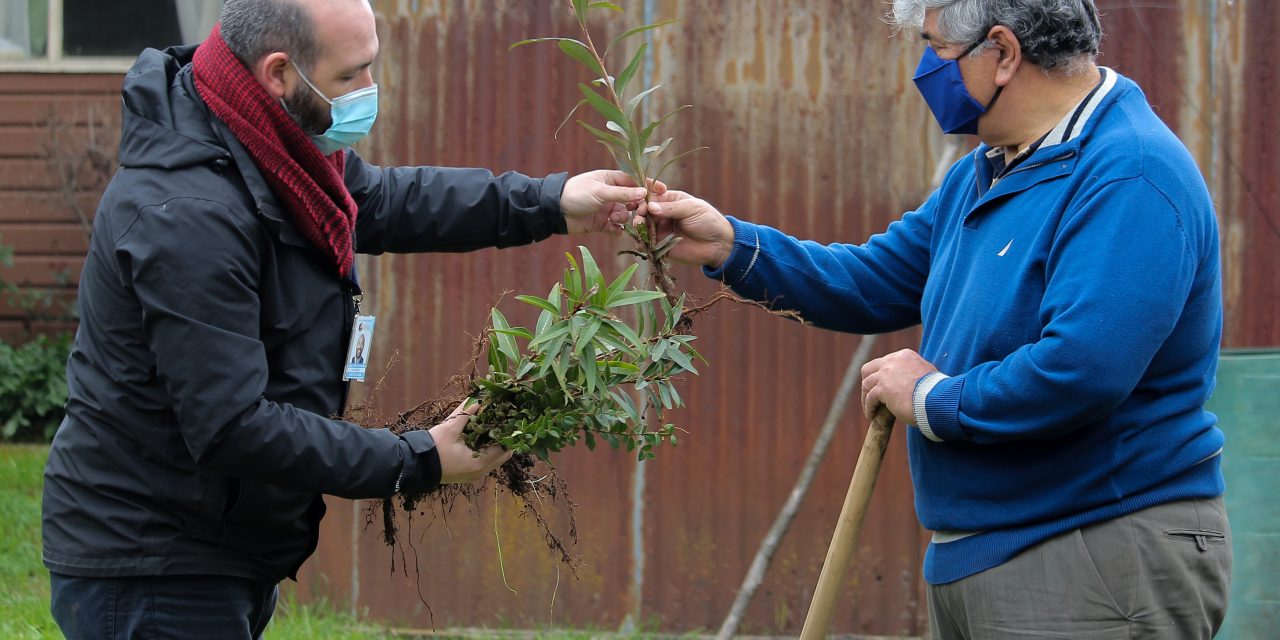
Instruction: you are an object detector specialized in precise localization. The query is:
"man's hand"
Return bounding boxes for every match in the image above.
[428,402,513,484]
[561,170,666,234]
[641,190,736,268]
[860,349,938,425]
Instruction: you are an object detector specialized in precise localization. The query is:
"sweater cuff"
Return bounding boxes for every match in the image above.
[918,374,969,442]
[538,172,570,235]
[703,217,761,286]
[395,430,442,495]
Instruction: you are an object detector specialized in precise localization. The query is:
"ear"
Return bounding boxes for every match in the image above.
[986,25,1022,88]
[254,51,292,100]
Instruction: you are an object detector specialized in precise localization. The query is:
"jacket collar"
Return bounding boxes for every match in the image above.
[178,64,312,250]
[969,68,1120,206]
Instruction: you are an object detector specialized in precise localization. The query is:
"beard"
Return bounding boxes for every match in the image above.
[281,83,332,137]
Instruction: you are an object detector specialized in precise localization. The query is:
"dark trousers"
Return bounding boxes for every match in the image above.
[50,574,279,640]
[928,497,1232,639]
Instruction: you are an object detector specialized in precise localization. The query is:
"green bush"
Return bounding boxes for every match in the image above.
[0,335,71,443]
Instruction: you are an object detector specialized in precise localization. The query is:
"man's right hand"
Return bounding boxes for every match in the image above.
[643,190,736,269]
[428,402,513,484]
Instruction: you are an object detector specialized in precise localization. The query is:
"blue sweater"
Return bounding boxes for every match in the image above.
[707,70,1225,584]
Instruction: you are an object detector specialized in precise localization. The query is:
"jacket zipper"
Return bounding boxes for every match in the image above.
[988,150,1079,189]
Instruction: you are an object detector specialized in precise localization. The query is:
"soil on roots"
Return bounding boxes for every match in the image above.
[365,394,582,574]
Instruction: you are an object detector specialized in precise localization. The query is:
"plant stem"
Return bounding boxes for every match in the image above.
[574,6,682,309]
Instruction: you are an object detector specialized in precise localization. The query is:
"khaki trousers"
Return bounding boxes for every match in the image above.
[927,497,1232,639]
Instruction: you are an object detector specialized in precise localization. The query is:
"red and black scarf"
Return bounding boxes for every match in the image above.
[192,24,356,278]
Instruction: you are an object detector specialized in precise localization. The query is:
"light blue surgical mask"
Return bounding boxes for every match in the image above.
[291,60,378,155]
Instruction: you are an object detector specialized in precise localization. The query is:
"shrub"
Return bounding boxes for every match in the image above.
[0,334,71,442]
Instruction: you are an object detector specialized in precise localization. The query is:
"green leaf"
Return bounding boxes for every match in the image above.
[605,318,645,350]
[669,433,678,446]
[577,317,603,355]
[651,338,669,362]
[578,121,629,153]
[490,308,520,364]
[595,333,639,359]
[626,84,662,117]
[517,294,560,316]
[528,320,572,351]
[510,36,588,51]
[615,42,647,94]
[563,252,582,301]
[606,289,666,309]
[584,430,597,451]
[652,146,710,186]
[589,1,623,11]
[598,141,639,181]
[578,83,630,135]
[652,233,682,261]
[640,104,692,147]
[607,19,679,55]
[578,246,605,301]
[582,344,600,394]
[487,340,507,373]
[557,39,605,78]
[554,99,588,140]
[667,347,697,375]
[493,327,535,341]
[644,136,674,157]
[516,359,536,379]
[572,0,590,22]
[605,262,640,302]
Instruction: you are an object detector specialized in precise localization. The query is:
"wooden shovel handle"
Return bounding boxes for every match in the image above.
[799,407,896,639]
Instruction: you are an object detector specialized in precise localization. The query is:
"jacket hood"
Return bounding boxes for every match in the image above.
[118,45,229,170]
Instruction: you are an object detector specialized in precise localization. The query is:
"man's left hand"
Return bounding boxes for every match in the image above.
[860,349,938,424]
[561,170,666,234]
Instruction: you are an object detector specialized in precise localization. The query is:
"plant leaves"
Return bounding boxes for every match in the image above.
[626,84,662,117]
[615,42,647,94]
[510,36,587,51]
[652,146,710,186]
[490,308,519,366]
[517,294,560,316]
[578,246,605,300]
[557,40,605,78]
[528,320,572,351]
[607,19,679,55]
[589,1,623,11]
[644,136,674,157]
[604,262,640,302]
[554,99,588,140]
[578,83,630,135]
[640,104,691,147]
[606,289,666,309]
[577,120,629,153]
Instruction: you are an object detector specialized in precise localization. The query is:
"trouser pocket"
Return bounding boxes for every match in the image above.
[1162,527,1227,552]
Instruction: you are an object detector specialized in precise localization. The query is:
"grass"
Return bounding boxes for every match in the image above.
[0,445,393,640]
[0,445,686,640]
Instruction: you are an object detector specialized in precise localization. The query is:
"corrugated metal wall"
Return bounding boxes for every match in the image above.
[0,74,118,341]
[294,0,1279,636]
[0,0,1272,635]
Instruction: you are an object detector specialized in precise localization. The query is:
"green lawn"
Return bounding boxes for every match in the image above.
[0,446,682,640]
[0,445,389,640]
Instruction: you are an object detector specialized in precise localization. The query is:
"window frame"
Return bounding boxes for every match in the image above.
[0,0,156,74]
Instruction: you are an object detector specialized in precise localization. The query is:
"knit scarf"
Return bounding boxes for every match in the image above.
[192,24,356,278]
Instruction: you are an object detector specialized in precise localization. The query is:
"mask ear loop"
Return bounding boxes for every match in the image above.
[289,59,334,105]
[961,27,1006,111]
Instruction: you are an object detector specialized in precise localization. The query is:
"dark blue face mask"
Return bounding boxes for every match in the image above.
[912,43,1002,135]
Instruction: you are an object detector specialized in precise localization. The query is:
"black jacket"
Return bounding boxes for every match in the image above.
[41,45,567,582]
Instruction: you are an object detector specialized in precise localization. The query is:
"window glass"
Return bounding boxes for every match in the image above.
[63,0,184,57]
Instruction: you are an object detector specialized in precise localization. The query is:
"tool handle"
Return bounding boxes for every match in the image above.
[799,407,896,640]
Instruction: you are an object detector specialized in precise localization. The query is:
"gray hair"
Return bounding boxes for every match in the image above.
[219,0,319,67]
[890,0,1103,71]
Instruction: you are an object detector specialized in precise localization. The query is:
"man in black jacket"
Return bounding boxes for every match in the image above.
[41,0,657,637]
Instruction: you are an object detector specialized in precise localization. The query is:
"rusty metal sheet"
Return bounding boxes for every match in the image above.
[294,0,1279,636]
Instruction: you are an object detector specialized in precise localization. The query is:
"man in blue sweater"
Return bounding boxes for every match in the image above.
[646,1,1230,637]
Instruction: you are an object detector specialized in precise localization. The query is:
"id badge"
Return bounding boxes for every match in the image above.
[343,315,377,382]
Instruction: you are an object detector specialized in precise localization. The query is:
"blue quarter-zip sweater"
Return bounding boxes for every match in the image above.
[706,70,1225,584]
